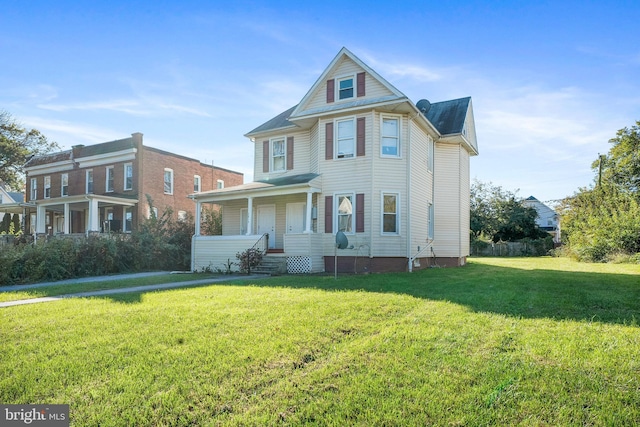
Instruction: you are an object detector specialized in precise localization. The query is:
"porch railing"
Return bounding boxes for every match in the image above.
[246,233,269,275]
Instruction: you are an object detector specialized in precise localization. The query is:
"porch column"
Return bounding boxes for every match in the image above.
[246,197,253,235]
[36,204,46,233]
[194,201,202,235]
[87,198,99,233]
[63,203,70,234]
[304,191,313,233]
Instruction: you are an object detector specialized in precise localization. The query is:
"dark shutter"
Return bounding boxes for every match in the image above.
[357,117,365,157]
[326,79,335,103]
[286,136,294,170]
[357,72,365,97]
[356,193,365,232]
[325,196,333,233]
[325,122,334,160]
[262,141,269,173]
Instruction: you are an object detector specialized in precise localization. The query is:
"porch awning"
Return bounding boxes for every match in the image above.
[34,194,139,209]
[191,173,322,203]
[0,202,36,214]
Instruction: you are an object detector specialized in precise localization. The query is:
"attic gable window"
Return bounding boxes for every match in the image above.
[338,76,354,100]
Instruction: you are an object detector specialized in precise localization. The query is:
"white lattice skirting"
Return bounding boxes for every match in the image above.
[287,256,312,274]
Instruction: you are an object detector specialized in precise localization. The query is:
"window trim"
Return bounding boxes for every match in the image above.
[380,115,401,158]
[270,136,286,172]
[334,192,355,235]
[217,179,225,189]
[123,207,132,233]
[335,117,355,159]
[336,74,355,101]
[124,163,133,191]
[44,176,51,199]
[30,178,37,200]
[194,175,201,193]
[106,166,115,193]
[61,173,69,197]
[163,168,174,195]
[86,169,94,194]
[381,192,400,235]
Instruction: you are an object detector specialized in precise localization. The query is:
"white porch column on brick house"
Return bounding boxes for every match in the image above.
[305,191,313,233]
[63,203,70,234]
[87,198,99,233]
[246,196,253,235]
[194,200,202,235]
[36,204,46,233]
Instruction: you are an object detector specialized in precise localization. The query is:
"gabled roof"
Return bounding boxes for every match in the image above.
[289,47,407,120]
[8,192,24,203]
[423,97,471,135]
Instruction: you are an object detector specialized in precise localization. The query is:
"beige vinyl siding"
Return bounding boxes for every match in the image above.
[283,233,324,272]
[433,143,463,258]
[408,120,433,254]
[253,131,311,181]
[193,235,258,272]
[221,200,247,235]
[303,57,395,113]
[459,147,471,256]
[309,121,319,173]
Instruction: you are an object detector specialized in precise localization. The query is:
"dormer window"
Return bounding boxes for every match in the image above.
[338,76,354,100]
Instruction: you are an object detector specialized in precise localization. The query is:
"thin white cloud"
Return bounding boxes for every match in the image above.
[21,116,122,145]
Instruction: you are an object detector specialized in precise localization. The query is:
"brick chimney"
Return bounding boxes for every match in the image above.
[131,132,143,148]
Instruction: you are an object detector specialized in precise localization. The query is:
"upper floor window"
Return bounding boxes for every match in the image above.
[271,137,286,172]
[164,168,173,194]
[194,175,201,193]
[217,179,224,189]
[382,193,399,234]
[124,163,133,191]
[44,176,51,199]
[381,117,400,157]
[61,173,69,196]
[336,118,355,158]
[30,178,37,200]
[106,166,114,192]
[338,76,354,100]
[86,170,94,194]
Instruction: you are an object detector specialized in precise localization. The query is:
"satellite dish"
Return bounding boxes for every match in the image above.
[416,99,431,115]
[335,231,348,249]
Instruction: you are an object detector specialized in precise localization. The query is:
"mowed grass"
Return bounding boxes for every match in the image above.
[1,257,639,426]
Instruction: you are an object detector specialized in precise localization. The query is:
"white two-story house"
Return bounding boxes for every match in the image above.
[191,47,478,273]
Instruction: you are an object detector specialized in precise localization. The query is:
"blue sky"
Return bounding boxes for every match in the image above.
[2,1,639,204]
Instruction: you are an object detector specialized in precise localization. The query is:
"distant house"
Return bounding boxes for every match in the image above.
[190,47,478,273]
[0,183,25,228]
[23,133,243,235]
[523,196,560,243]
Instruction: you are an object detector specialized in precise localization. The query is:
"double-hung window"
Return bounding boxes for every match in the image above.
[164,168,173,194]
[338,76,354,100]
[106,166,114,192]
[336,193,354,233]
[44,176,51,199]
[86,170,94,193]
[381,117,400,157]
[194,175,201,193]
[30,178,38,200]
[271,137,286,172]
[124,163,133,190]
[61,173,69,196]
[336,118,355,158]
[382,193,399,234]
[217,179,224,189]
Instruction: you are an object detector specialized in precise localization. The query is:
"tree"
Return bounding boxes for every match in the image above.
[594,120,640,196]
[0,110,58,190]
[471,180,546,242]
[0,213,11,234]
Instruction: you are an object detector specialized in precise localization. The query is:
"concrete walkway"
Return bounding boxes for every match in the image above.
[0,273,268,308]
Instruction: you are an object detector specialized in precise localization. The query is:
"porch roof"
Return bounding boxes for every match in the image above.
[0,202,35,214]
[33,193,139,208]
[191,173,321,203]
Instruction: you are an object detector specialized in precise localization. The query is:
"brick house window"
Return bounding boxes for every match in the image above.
[194,175,201,193]
[217,179,224,189]
[106,166,114,192]
[61,173,69,196]
[44,176,51,199]
[30,178,37,200]
[124,163,133,190]
[164,168,173,195]
[86,170,93,194]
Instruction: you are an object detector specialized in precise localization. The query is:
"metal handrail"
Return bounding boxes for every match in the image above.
[246,233,269,274]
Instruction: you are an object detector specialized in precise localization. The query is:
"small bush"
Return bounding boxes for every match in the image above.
[236,248,263,273]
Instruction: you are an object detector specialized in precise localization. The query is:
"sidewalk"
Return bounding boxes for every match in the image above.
[0,273,267,308]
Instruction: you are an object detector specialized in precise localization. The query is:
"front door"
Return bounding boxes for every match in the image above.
[286,203,306,234]
[257,205,276,249]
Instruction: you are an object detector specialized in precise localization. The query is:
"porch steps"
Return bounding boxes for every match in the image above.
[252,255,287,276]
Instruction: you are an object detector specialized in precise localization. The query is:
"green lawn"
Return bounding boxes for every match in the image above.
[1,257,639,426]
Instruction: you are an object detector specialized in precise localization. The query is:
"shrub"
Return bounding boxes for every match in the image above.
[236,248,263,273]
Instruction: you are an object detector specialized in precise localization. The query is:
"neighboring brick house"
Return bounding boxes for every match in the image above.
[23,133,243,235]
